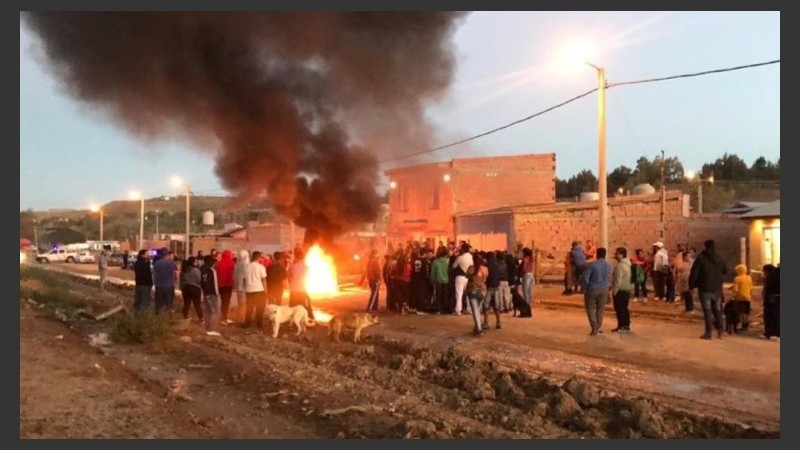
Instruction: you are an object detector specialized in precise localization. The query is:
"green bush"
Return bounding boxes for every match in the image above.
[110,311,177,344]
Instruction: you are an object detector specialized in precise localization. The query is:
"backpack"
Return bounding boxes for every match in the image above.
[631,263,645,284]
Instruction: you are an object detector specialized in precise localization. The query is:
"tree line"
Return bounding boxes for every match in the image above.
[556,153,780,199]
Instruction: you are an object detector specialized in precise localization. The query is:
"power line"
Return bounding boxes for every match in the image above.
[607,59,779,88]
[379,59,780,165]
[378,88,598,163]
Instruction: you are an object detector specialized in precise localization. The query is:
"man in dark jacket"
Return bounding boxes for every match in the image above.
[133,249,153,312]
[689,239,728,339]
[266,252,288,306]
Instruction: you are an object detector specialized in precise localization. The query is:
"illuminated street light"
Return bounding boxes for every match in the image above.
[559,40,607,250]
[443,174,451,183]
[89,204,104,249]
[129,190,145,250]
[686,171,715,215]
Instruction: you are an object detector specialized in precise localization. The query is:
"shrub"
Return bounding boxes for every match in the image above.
[110,311,177,344]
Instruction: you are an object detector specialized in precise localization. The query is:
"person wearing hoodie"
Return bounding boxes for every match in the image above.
[730,263,753,331]
[234,250,250,323]
[133,249,153,312]
[610,247,633,332]
[180,256,203,321]
[216,249,236,324]
[689,239,728,340]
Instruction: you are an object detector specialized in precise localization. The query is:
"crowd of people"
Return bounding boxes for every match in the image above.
[123,246,314,336]
[366,240,536,336]
[561,238,780,340]
[367,237,780,340]
[99,236,780,342]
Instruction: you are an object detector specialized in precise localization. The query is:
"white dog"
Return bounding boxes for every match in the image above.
[265,304,316,338]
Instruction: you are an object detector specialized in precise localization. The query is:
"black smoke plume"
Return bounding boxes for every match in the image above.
[22,12,467,238]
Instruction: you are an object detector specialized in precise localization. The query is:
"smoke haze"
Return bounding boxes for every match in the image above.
[22,12,467,237]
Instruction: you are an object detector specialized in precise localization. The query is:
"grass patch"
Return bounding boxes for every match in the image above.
[110,311,178,344]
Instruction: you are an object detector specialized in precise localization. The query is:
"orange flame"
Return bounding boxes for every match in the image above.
[304,244,339,297]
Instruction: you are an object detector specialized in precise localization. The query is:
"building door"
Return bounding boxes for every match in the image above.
[763,226,780,266]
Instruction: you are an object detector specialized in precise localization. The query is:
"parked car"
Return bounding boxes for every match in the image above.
[75,251,96,264]
[36,248,77,263]
[107,252,134,269]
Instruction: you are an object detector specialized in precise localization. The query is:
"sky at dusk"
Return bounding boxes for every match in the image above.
[20,11,780,210]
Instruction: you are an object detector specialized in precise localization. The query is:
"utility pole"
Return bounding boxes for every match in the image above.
[185,188,190,260]
[155,210,160,238]
[659,149,666,241]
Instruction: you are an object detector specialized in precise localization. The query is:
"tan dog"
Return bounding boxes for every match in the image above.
[329,313,379,343]
[265,304,315,338]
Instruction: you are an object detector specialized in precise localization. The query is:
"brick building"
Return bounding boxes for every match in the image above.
[384,153,556,246]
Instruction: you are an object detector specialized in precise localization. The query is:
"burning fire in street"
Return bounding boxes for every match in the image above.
[304,244,339,297]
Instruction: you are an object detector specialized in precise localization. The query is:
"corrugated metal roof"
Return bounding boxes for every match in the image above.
[740,200,780,218]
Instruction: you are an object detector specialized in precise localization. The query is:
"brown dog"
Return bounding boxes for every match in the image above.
[329,313,379,343]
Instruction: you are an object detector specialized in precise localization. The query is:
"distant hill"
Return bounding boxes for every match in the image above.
[29,195,274,218]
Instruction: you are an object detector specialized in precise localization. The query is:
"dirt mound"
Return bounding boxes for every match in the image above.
[160,328,776,439]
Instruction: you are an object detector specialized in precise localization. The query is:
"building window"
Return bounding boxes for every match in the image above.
[430,180,440,210]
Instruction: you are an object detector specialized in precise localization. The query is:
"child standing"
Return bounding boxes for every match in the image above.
[731,264,753,330]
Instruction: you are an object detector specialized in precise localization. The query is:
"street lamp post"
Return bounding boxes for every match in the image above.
[659,149,666,241]
[172,176,191,260]
[686,171,714,215]
[130,191,144,250]
[586,62,608,251]
[90,205,104,250]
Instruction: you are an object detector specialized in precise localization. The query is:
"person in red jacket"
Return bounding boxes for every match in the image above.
[216,250,236,324]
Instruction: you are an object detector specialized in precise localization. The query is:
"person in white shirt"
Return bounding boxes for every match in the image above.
[652,242,670,301]
[451,243,474,315]
[243,251,268,330]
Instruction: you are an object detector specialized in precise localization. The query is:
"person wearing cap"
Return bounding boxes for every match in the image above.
[651,242,670,301]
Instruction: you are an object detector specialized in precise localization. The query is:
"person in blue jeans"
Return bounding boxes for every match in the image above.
[689,240,728,339]
[133,249,153,312]
[153,250,178,314]
[520,247,535,309]
[581,247,613,336]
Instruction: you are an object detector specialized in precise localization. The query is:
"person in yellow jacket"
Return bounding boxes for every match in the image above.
[730,264,753,330]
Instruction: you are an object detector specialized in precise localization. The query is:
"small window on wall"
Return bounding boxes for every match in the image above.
[430,180,440,210]
[399,184,409,212]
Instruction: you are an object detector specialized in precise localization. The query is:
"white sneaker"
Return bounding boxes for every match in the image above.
[632,297,640,303]
[206,331,222,336]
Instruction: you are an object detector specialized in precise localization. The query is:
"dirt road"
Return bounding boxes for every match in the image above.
[20,263,779,438]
